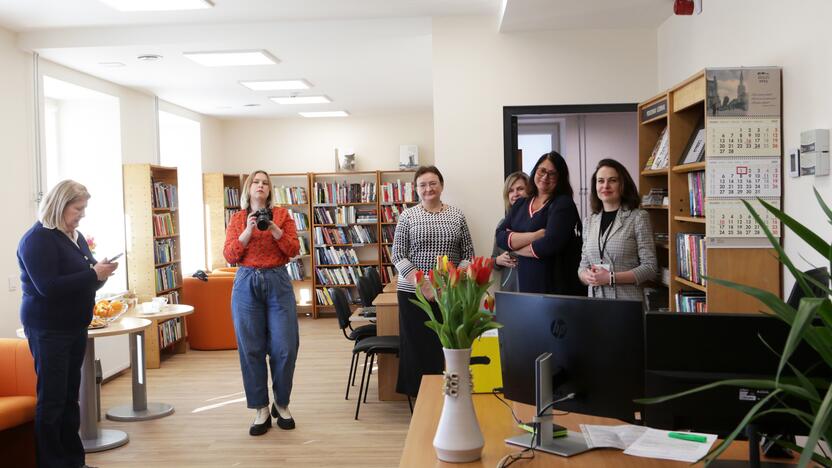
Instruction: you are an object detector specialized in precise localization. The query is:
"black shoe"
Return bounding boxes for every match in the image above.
[271,403,296,430]
[249,414,271,436]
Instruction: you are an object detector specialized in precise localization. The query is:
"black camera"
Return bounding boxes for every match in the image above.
[254,208,273,231]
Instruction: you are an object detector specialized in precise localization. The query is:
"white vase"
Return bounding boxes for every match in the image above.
[433,347,484,463]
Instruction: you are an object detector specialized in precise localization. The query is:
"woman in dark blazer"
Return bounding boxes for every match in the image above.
[490,171,529,292]
[17,180,118,468]
[496,152,584,295]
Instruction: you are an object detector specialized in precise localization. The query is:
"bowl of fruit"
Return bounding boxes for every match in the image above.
[93,299,129,324]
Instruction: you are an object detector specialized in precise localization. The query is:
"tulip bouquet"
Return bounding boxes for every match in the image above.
[411,255,502,349]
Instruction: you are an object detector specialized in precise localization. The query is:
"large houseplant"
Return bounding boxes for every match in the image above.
[410,255,502,463]
[638,188,832,467]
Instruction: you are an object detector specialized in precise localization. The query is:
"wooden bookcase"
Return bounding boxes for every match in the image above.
[203,173,242,271]
[311,171,380,318]
[379,170,419,284]
[270,173,314,317]
[123,163,187,367]
[638,69,782,313]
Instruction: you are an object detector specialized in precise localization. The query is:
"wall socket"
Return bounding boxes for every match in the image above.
[8,275,18,292]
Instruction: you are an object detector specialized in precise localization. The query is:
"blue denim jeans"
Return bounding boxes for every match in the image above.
[231,266,299,408]
[24,326,87,468]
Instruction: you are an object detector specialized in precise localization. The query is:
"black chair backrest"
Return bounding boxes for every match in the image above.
[357,276,376,307]
[367,267,383,295]
[331,288,351,330]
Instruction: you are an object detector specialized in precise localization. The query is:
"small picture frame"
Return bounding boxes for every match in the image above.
[399,145,419,170]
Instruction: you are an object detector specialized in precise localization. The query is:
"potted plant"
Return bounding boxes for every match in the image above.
[638,188,832,467]
[411,255,502,463]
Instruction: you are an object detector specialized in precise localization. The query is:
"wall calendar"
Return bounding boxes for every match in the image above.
[706,199,781,240]
[705,157,781,198]
[706,118,781,158]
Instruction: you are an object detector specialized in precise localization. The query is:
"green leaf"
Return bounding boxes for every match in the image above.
[701,390,782,465]
[797,380,832,467]
[778,298,825,380]
[815,187,832,225]
[636,378,819,405]
[756,197,829,260]
[774,438,832,467]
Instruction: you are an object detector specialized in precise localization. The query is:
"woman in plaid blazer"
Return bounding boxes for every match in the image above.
[579,159,658,300]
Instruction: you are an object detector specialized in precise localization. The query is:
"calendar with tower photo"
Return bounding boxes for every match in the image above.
[706,67,781,118]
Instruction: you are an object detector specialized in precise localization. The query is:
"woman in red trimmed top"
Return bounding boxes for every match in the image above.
[224,170,300,436]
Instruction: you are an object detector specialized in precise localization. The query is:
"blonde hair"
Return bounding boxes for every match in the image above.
[502,171,530,212]
[240,170,274,211]
[39,180,91,231]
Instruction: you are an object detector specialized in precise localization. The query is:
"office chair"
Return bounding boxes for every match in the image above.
[356,275,378,317]
[366,267,384,295]
[332,287,377,398]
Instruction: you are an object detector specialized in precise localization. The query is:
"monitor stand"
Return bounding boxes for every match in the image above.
[505,352,592,457]
[709,425,796,468]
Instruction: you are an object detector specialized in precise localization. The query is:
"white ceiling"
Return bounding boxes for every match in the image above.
[0,0,673,119]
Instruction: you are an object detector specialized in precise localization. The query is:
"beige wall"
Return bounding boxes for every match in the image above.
[432,16,657,256]
[657,0,832,295]
[219,112,434,174]
[0,27,34,338]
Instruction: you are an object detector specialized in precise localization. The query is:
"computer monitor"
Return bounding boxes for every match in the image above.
[786,267,829,309]
[643,312,827,437]
[495,292,645,423]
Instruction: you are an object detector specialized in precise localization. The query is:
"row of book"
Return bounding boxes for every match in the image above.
[313,206,377,225]
[380,265,396,283]
[285,260,306,281]
[155,264,180,293]
[675,291,707,313]
[158,317,184,349]
[224,186,240,207]
[380,181,418,204]
[382,245,393,264]
[687,171,706,217]
[642,188,668,207]
[315,246,361,265]
[381,204,406,223]
[644,127,670,170]
[287,209,309,230]
[158,290,180,305]
[297,237,309,256]
[153,213,177,237]
[314,265,376,287]
[313,181,377,204]
[315,287,359,306]
[381,225,396,243]
[152,182,178,209]
[676,233,707,286]
[313,226,376,245]
[224,208,240,227]
[275,186,308,205]
[154,238,177,264]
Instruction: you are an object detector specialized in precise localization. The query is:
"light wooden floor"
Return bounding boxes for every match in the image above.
[87,317,411,467]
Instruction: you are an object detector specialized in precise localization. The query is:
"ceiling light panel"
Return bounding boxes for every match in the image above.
[271,96,331,105]
[299,111,350,118]
[99,0,213,11]
[239,80,312,91]
[183,50,279,67]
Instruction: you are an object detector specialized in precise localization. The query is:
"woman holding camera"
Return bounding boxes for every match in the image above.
[224,170,301,436]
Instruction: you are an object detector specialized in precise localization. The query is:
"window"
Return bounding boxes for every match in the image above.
[159,110,206,274]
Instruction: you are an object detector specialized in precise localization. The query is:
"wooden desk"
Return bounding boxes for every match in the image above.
[383,281,398,293]
[401,376,757,467]
[373,292,404,401]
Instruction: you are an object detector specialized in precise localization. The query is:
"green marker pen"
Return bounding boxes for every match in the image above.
[668,432,707,443]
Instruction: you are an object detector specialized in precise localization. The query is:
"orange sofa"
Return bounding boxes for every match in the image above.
[0,338,37,468]
[183,274,238,350]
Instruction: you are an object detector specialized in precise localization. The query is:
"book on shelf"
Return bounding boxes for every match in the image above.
[275,186,308,205]
[315,287,359,306]
[687,171,706,217]
[155,264,180,292]
[154,239,177,264]
[679,118,706,165]
[314,265,377,286]
[381,225,396,243]
[380,180,417,203]
[153,213,177,237]
[313,181,377,204]
[381,204,406,223]
[285,260,305,281]
[675,291,707,313]
[642,188,668,206]
[382,245,393,264]
[287,209,309,230]
[647,127,670,170]
[159,290,180,304]
[297,237,309,256]
[381,265,396,283]
[315,246,360,265]
[224,186,240,207]
[675,233,707,286]
[313,206,378,225]
[152,181,178,209]
[224,208,240,226]
[158,317,184,348]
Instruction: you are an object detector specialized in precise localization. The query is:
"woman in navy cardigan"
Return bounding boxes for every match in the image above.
[496,152,584,295]
[17,180,118,468]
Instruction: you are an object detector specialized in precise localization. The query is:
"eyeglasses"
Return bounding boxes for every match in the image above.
[417,181,440,189]
[536,168,557,179]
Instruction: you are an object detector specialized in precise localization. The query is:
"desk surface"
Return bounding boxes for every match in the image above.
[401,375,756,467]
[16,317,151,339]
[373,292,399,307]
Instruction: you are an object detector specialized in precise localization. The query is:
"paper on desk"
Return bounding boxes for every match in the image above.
[624,428,717,463]
[580,424,647,450]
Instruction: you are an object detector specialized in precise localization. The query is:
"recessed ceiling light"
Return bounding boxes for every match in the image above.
[98,0,213,11]
[239,79,312,91]
[137,54,163,62]
[98,62,125,68]
[183,50,279,67]
[271,95,331,105]
[299,111,350,118]
[243,104,261,107]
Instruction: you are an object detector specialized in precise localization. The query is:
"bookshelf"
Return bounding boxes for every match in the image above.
[311,171,380,318]
[123,164,187,367]
[203,173,242,271]
[271,173,314,317]
[379,170,419,285]
[638,68,782,313]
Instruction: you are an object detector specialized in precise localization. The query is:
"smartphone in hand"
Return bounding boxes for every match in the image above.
[107,253,124,262]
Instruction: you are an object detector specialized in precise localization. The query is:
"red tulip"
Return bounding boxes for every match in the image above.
[484,294,495,311]
[475,264,490,285]
[414,270,424,284]
[448,264,459,287]
[428,269,437,287]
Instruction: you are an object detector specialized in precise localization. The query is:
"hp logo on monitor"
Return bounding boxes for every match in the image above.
[550,319,567,339]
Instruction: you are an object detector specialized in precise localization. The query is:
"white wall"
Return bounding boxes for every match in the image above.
[220,112,434,174]
[0,27,35,339]
[658,0,832,295]
[432,16,657,256]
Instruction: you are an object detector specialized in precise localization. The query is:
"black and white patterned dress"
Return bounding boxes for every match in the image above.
[391,204,475,396]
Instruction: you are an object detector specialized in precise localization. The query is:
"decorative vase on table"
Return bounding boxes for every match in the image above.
[411,255,501,463]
